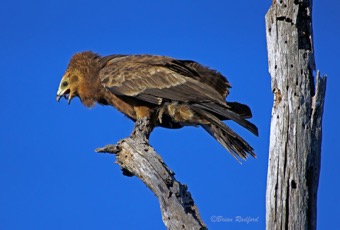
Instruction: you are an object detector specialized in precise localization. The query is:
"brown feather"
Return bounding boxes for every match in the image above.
[165,60,231,97]
[100,56,227,105]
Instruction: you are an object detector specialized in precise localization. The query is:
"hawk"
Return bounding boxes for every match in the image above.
[56,51,258,160]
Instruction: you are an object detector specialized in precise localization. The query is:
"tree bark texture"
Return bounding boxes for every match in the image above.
[96,118,207,230]
[265,1,326,230]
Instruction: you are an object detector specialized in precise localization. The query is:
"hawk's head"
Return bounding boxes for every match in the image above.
[56,51,101,106]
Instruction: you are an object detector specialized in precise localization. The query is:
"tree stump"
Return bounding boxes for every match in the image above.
[265,1,326,229]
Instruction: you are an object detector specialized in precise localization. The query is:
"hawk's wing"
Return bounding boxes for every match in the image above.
[99,55,227,105]
[99,55,258,136]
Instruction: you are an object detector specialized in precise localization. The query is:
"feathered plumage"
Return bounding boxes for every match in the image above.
[56,51,258,160]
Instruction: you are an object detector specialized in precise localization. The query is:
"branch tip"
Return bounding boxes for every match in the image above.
[95,144,119,154]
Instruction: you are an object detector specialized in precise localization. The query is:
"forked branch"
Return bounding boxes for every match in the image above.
[96,117,207,229]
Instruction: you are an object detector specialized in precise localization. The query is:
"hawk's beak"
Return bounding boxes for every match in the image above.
[56,94,62,102]
[56,87,72,104]
[56,87,67,101]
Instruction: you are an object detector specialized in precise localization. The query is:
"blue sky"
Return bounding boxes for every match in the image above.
[1,1,339,229]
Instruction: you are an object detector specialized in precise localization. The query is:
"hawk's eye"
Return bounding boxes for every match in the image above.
[62,81,68,87]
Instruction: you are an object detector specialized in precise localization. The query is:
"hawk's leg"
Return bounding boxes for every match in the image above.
[130,117,154,142]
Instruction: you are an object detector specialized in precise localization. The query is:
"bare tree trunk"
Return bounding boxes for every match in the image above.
[96,118,207,230]
[265,1,326,230]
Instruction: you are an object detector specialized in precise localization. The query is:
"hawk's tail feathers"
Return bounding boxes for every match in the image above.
[194,107,256,161]
[192,103,259,137]
[201,123,256,161]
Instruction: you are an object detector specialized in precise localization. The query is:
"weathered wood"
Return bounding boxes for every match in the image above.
[96,117,207,230]
[265,1,326,230]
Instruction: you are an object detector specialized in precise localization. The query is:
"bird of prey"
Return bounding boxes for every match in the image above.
[56,51,258,160]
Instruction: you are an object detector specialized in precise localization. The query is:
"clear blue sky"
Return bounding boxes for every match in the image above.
[1,1,339,229]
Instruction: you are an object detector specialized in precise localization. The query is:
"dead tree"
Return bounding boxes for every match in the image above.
[96,118,207,229]
[265,1,326,229]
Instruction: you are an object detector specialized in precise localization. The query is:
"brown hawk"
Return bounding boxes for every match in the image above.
[56,51,258,160]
